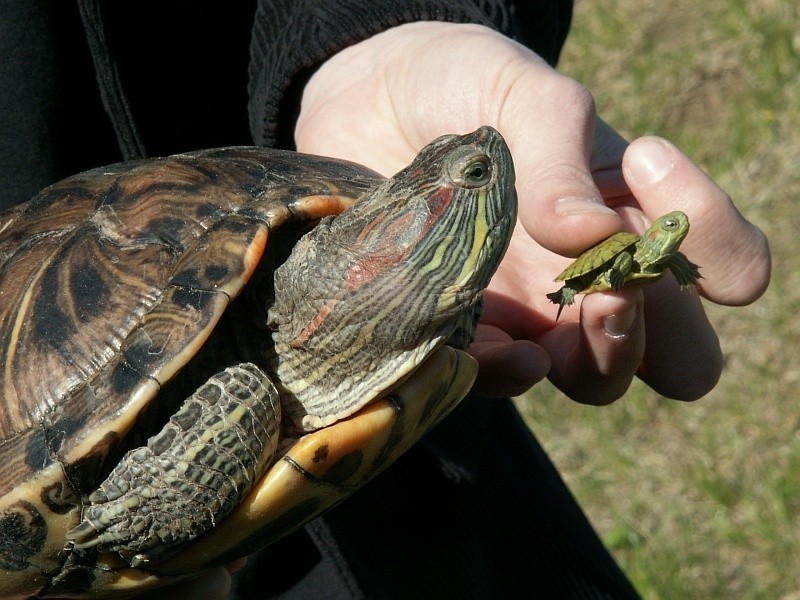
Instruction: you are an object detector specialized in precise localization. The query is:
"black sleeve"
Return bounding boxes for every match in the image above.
[248,0,573,148]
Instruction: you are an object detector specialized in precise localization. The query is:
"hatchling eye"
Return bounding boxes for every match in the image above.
[663,218,678,229]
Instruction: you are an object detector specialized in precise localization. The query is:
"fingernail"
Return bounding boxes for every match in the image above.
[603,305,637,338]
[555,197,618,216]
[625,138,675,185]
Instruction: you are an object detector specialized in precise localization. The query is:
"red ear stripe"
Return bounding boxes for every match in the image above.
[343,185,455,293]
[423,186,454,226]
[352,210,386,245]
[344,222,412,292]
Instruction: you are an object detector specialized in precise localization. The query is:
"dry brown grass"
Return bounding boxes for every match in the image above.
[515,0,800,596]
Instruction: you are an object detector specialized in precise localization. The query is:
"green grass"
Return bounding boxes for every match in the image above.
[514,0,800,597]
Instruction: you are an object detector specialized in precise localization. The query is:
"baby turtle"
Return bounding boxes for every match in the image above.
[547,211,700,319]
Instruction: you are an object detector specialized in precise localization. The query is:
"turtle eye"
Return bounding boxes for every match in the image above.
[451,154,493,188]
[464,159,490,183]
[662,218,679,230]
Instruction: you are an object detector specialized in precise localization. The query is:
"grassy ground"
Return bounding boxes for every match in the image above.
[514,0,800,597]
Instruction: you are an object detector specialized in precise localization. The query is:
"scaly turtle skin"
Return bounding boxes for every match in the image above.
[546,211,700,319]
[0,126,516,597]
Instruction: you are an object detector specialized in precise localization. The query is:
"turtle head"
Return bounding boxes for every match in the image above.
[329,125,517,348]
[269,127,516,430]
[645,210,690,253]
[371,125,517,326]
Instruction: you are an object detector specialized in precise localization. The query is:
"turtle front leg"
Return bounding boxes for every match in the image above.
[667,252,701,286]
[66,363,280,567]
[546,286,579,321]
[607,252,634,290]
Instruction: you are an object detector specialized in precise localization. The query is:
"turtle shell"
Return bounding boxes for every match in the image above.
[0,147,478,596]
[553,231,641,282]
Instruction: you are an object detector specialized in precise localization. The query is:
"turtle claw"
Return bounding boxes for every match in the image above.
[547,287,575,321]
[554,304,566,321]
[668,253,701,286]
[608,270,626,291]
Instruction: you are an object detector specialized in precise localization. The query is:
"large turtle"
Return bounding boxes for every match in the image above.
[547,211,700,319]
[0,126,516,597]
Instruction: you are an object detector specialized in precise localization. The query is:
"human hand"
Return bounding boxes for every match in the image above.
[295,22,770,404]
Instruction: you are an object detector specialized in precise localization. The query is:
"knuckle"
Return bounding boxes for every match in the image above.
[554,77,596,117]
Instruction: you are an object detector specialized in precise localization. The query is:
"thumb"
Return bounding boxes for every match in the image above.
[622,137,771,305]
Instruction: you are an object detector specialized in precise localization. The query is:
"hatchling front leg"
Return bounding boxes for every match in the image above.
[607,252,634,290]
[66,363,281,567]
[667,252,701,286]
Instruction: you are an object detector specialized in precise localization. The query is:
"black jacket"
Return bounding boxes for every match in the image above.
[0,0,571,207]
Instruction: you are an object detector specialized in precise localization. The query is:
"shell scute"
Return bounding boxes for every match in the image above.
[555,232,640,281]
[120,288,228,386]
[0,223,173,437]
[40,480,80,515]
[24,426,52,472]
[169,215,270,298]
[0,153,293,442]
[61,430,121,497]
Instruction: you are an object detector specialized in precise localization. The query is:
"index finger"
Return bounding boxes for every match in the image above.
[498,65,623,256]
